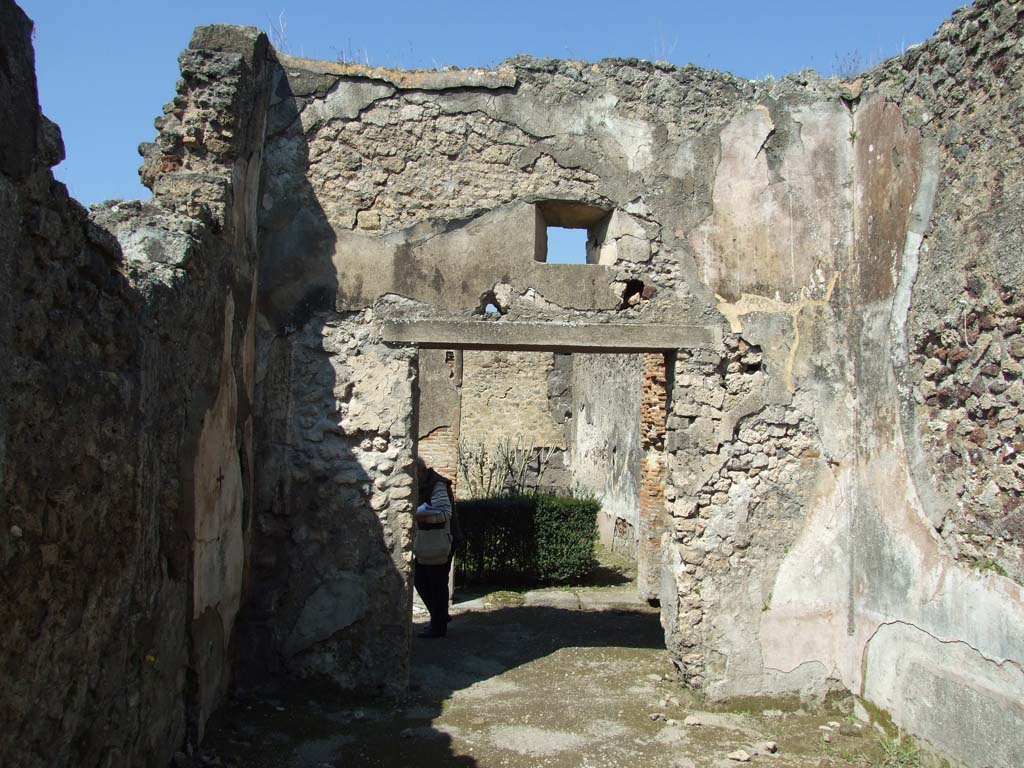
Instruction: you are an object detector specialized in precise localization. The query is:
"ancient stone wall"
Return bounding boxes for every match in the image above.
[849,4,1024,764]
[662,340,824,693]
[95,24,272,746]
[873,0,1024,586]
[249,8,1024,761]
[1,10,161,763]
[570,354,643,554]
[636,353,670,599]
[255,43,847,714]
[460,351,568,451]
[458,350,571,492]
[5,1,1024,765]
[1,9,271,766]
[243,313,416,691]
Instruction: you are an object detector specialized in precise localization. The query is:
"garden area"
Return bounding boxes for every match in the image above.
[451,436,632,591]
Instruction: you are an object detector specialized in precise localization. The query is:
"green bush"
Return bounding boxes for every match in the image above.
[455,494,599,585]
[534,495,600,582]
[456,496,537,585]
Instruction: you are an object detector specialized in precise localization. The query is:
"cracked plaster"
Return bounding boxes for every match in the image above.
[4,2,1024,767]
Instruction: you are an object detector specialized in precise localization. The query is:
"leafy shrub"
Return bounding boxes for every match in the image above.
[455,494,599,585]
[456,496,536,584]
[534,495,600,582]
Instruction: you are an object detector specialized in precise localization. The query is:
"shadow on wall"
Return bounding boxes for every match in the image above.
[238,54,414,702]
[2,10,285,766]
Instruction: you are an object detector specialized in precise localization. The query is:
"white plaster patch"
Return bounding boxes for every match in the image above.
[300,80,395,131]
[342,353,415,435]
[690,103,850,302]
[760,465,853,685]
[584,93,654,171]
[862,621,1024,767]
[193,295,245,641]
[285,574,370,656]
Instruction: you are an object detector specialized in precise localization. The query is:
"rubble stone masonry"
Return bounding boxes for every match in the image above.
[3,1,1024,766]
[2,9,269,765]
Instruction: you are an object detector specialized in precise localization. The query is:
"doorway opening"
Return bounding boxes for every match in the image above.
[412,345,674,630]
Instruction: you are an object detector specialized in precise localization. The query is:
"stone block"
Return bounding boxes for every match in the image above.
[679,545,706,566]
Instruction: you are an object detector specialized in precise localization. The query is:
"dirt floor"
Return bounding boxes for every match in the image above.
[195,575,925,768]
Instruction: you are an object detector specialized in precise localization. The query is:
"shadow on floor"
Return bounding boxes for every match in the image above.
[412,603,663,693]
[198,604,663,767]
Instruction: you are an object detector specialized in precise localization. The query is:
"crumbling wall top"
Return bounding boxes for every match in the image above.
[277,53,518,90]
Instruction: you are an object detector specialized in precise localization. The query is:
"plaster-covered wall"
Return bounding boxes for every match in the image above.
[5,1,1024,765]
[854,6,1024,763]
[248,5,1024,761]
[572,354,643,554]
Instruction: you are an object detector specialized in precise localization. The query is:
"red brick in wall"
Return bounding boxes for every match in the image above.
[418,426,459,494]
[638,353,668,601]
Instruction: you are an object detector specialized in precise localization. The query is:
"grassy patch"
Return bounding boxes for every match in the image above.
[592,542,637,581]
[973,557,1008,577]
[874,736,924,767]
[481,590,525,607]
[826,735,925,768]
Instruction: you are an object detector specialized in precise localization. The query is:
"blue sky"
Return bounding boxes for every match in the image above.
[21,0,963,208]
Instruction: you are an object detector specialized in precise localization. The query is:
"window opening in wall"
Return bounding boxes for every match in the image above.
[546,226,590,264]
[534,200,610,265]
[477,290,506,317]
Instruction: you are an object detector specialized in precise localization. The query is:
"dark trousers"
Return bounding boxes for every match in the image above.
[414,560,449,634]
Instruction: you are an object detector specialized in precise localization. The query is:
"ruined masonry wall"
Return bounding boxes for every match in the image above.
[873,0,1024,585]
[5,1,1024,766]
[571,354,644,555]
[2,11,270,768]
[250,6,1024,762]
[458,350,572,493]
[1,10,160,761]
[418,426,460,488]
[460,351,568,451]
[637,353,669,599]
[855,4,1024,764]
[245,312,416,691]
[659,339,827,693]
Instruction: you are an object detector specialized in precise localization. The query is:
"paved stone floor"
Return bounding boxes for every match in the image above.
[197,584,915,768]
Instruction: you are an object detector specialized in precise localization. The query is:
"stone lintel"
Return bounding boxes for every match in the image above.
[382,320,720,353]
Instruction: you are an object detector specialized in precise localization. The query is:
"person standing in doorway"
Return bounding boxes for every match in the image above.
[414,457,455,638]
